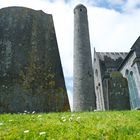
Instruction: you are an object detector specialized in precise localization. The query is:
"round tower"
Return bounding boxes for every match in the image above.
[73,4,96,111]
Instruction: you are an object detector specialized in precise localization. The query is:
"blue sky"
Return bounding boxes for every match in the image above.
[0,0,140,110]
[94,0,126,12]
[45,0,140,12]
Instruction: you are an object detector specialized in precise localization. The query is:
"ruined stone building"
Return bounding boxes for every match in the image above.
[94,36,140,110]
[118,37,140,110]
[0,7,70,113]
[93,50,130,110]
[73,4,140,111]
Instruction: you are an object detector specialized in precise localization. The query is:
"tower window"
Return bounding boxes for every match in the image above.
[130,71,133,76]
[125,69,129,76]
[95,69,98,77]
[80,8,82,11]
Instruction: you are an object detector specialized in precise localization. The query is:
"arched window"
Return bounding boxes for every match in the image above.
[130,71,133,76]
[126,70,139,109]
[125,69,129,76]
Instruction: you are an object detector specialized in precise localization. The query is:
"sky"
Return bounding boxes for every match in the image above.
[0,0,140,110]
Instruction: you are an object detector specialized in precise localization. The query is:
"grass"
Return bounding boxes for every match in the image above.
[0,111,140,140]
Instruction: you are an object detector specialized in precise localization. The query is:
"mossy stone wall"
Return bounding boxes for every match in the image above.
[0,7,70,113]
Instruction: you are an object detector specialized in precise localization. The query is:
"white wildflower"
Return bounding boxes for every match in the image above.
[76,116,81,122]
[0,123,3,126]
[60,116,67,122]
[62,119,66,122]
[24,130,29,133]
[69,117,73,121]
[39,131,46,135]
[32,111,35,114]
[61,116,65,119]
[38,115,42,118]
[24,110,27,113]
[77,116,80,119]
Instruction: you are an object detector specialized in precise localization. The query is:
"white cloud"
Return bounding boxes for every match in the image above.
[108,0,125,5]
[0,0,140,109]
[87,5,140,53]
[123,0,140,12]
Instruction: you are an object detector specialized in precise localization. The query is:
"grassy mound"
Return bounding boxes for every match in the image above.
[0,111,140,139]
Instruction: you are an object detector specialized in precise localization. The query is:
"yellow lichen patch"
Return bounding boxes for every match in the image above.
[56,87,64,94]
[110,71,123,78]
[48,80,55,87]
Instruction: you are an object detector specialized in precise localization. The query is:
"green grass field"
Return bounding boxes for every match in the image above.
[0,111,140,140]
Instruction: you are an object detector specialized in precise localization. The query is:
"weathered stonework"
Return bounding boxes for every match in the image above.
[93,50,128,110]
[119,36,140,109]
[0,7,70,113]
[103,71,130,110]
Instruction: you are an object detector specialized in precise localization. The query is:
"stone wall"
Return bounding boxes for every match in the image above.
[120,52,140,109]
[0,7,70,113]
[93,50,105,110]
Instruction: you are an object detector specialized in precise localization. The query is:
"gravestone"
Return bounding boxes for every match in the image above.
[103,71,130,110]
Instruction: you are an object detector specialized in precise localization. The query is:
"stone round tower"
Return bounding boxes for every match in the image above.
[73,4,96,111]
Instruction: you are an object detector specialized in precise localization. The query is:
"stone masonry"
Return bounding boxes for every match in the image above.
[73,4,96,111]
[0,7,70,113]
